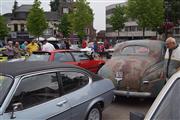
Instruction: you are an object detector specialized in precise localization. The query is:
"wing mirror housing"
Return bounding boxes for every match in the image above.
[130,112,145,120]
[11,102,23,119]
[105,52,112,59]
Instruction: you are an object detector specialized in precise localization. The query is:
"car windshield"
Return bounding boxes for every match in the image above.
[71,51,90,61]
[27,53,50,61]
[0,75,13,106]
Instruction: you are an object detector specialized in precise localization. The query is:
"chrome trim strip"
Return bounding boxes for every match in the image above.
[143,81,150,84]
[16,68,93,85]
[0,76,21,115]
[114,90,151,97]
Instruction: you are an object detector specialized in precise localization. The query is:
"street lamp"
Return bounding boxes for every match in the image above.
[0,0,2,15]
[164,0,173,39]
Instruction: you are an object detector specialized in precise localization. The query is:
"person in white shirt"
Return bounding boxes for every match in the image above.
[42,39,55,52]
[161,37,180,81]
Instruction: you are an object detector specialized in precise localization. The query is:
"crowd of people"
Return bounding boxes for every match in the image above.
[81,39,111,59]
[1,38,111,60]
[1,39,72,59]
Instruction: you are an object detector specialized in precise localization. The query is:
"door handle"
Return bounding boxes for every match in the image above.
[57,100,68,107]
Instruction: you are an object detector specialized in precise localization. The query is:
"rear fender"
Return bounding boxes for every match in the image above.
[141,66,165,97]
[84,97,104,118]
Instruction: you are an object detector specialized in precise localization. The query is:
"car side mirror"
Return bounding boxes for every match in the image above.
[130,112,145,120]
[89,54,94,60]
[106,54,112,59]
[11,102,23,119]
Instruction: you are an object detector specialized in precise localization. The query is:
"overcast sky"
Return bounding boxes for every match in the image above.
[0,0,126,32]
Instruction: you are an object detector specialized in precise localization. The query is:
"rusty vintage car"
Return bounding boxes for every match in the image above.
[98,40,166,97]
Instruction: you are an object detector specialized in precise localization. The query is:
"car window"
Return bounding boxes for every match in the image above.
[121,46,134,54]
[60,72,89,94]
[121,46,149,55]
[54,52,74,62]
[134,46,149,55]
[27,53,50,61]
[0,75,13,106]
[152,78,180,120]
[71,52,90,61]
[6,73,59,111]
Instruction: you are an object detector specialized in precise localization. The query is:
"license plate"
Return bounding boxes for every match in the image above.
[115,72,123,82]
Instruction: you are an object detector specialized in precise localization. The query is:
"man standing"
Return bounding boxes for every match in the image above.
[4,41,15,59]
[26,39,39,55]
[82,39,87,48]
[14,42,22,58]
[42,39,55,52]
[163,37,180,80]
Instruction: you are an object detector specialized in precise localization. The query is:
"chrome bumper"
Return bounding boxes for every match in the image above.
[114,90,151,97]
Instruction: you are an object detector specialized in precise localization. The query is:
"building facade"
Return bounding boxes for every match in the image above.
[106,3,157,42]
[3,5,59,41]
[106,2,180,43]
[58,0,74,17]
[3,0,96,42]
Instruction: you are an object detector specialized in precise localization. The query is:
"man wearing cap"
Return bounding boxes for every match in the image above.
[42,39,55,52]
[162,37,180,81]
[26,40,39,55]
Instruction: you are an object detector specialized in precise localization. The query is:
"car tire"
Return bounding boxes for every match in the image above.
[86,104,102,120]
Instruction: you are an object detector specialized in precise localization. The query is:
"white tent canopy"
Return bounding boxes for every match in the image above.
[35,37,45,41]
[47,37,57,41]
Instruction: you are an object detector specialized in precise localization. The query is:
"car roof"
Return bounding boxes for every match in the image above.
[116,40,164,47]
[32,50,84,54]
[0,61,80,77]
[51,49,81,53]
[114,40,164,51]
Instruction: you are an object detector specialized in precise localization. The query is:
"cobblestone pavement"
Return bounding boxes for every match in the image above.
[102,97,154,120]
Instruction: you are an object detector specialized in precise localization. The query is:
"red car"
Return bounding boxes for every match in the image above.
[27,50,105,73]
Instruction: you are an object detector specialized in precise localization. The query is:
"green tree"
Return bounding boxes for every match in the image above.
[50,0,59,12]
[108,5,127,37]
[0,15,8,40]
[127,0,164,37]
[58,14,71,38]
[149,0,164,34]
[27,0,48,39]
[69,0,93,43]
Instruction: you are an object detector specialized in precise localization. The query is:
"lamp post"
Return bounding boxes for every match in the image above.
[0,0,2,15]
[164,0,173,39]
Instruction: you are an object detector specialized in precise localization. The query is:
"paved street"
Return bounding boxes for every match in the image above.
[102,97,155,120]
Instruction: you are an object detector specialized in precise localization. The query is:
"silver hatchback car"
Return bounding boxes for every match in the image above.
[0,62,114,120]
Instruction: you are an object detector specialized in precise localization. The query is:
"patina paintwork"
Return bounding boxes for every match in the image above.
[98,40,166,97]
